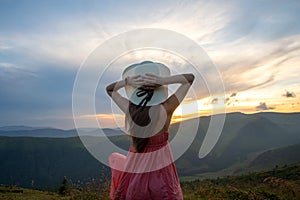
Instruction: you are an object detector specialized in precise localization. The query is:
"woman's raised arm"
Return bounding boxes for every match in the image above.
[106,75,144,112]
[143,73,195,114]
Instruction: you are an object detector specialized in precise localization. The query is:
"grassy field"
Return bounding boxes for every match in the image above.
[0,185,66,200]
[1,163,299,200]
[181,167,300,200]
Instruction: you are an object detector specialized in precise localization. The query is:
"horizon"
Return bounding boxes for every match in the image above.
[1,0,300,129]
[1,111,299,130]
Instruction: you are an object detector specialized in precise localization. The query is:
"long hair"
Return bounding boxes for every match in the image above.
[128,102,152,153]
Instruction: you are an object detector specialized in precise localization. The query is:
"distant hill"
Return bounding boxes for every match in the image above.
[0,126,48,131]
[0,136,109,189]
[174,112,300,175]
[0,127,123,138]
[0,112,299,188]
[247,143,300,171]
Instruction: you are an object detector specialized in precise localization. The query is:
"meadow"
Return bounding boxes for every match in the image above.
[1,163,299,200]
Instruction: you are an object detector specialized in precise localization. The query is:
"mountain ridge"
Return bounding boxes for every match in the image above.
[0,112,299,188]
[1,111,299,137]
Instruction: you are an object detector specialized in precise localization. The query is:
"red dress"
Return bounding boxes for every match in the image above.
[109,131,183,200]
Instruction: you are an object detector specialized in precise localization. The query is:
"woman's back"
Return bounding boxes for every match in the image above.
[125,102,172,146]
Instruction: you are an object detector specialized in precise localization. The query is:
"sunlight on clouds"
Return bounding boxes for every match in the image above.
[77,113,125,128]
[0,25,108,69]
[240,64,274,86]
[172,95,227,123]
[81,88,300,127]
[171,86,300,125]
[108,49,187,74]
[205,34,300,97]
[1,0,300,129]
[147,1,231,43]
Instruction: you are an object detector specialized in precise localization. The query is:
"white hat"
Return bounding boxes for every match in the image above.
[122,61,170,107]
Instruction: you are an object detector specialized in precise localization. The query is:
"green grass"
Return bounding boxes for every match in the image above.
[0,185,66,200]
[1,163,299,200]
[181,163,300,200]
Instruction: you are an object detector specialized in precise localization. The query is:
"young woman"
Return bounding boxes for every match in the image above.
[106,62,194,200]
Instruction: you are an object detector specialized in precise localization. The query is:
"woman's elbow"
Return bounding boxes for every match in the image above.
[188,73,195,84]
[106,85,113,96]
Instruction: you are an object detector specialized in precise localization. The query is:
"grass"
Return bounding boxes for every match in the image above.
[1,163,299,200]
[181,163,300,200]
[0,185,66,200]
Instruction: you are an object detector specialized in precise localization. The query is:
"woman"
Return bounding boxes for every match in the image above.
[106,61,194,200]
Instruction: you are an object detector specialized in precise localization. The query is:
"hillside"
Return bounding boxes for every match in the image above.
[0,127,122,137]
[0,185,63,200]
[247,143,300,171]
[181,163,300,200]
[1,163,299,200]
[174,112,300,175]
[0,136,111,189]
[0,112,299,188]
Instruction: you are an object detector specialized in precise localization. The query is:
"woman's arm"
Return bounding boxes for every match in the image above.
[143,73,195,114]
[106,75,144,112]
[143,73,194,86]
[106,80,126,97]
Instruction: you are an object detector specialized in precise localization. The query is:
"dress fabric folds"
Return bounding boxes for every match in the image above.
[109,131,183,200]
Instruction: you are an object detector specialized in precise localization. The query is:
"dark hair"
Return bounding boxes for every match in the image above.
[129,102,152,153]
[132,137,149,153]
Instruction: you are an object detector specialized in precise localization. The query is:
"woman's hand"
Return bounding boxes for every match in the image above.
[140,73,163,90]
[126,75,144,88]
[126,74,165,89]
[142,73,164,88]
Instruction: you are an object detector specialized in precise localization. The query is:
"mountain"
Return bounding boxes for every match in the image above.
[174,112,300,175]
[0,112,299,188]
[0,126,49,131]
[247,143,300,171]
[0,127,123,138]
[0,136,122,189]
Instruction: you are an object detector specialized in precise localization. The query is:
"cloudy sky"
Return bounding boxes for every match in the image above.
[0,0,299,129]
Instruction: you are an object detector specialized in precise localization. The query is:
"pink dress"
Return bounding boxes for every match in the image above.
[109,131,183,200]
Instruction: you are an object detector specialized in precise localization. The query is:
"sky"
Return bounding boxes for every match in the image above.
[0,0,299,129]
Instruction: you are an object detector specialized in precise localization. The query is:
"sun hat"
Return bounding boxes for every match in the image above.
[122,61,170,107]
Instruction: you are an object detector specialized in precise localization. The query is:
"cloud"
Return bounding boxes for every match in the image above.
[255,102,275,111]
[1,0,300,128]
[211,34,300,95]
[215,0,300,42]
[230,92,237,97]
[283,90,296,98]
[0,44,12,51]
[211,98,218,104]
[0,64,77,127]
[0,62,37,80]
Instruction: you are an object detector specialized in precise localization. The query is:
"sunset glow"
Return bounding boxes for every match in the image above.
[0,1,299,129]
[88,88,300,128]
